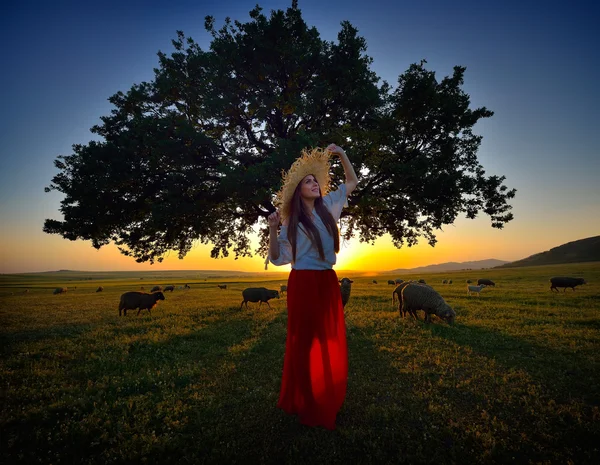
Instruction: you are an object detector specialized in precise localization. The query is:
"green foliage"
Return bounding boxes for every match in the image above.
[1,262,599,463]
[44,3,516,264]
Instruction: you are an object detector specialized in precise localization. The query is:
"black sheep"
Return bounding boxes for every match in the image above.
[550,277,587,292]
[240,288,279,309]
[119,291,165,316]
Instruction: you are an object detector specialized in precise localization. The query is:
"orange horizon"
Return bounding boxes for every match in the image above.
[4,213,599,275]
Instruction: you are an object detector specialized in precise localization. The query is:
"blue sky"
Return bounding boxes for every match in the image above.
[0,0,598,272]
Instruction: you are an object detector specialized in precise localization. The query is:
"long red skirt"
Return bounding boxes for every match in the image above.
[277,269,348,430]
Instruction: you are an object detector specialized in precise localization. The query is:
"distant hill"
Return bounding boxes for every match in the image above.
[390,259,509,274]
[497,235,600,268]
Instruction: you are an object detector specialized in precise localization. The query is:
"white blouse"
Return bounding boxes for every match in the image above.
[270,184,348,270]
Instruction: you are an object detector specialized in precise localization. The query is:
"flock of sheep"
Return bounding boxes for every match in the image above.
[49,275,587,323]
[339,275,588,326]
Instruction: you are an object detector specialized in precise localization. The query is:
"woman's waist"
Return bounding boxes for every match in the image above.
[291,252,336,270]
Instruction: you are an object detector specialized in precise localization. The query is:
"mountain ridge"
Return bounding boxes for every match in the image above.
[496,235,600,268]
[389,259,509,274]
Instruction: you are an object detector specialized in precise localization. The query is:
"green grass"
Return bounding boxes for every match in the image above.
[1,263,599,464]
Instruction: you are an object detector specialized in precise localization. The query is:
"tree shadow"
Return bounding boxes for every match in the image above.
[163,312,596,464]
[4,307,598,464]
[0,323,94,356]
[426,321,600,406]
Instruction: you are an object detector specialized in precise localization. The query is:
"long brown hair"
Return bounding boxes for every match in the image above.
[287,178,340,261]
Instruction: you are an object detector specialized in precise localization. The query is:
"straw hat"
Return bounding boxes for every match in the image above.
[275,147,332,221]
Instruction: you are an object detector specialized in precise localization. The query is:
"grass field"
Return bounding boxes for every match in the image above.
[1,263,599,464]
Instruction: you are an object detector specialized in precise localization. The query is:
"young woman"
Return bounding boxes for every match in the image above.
[268,143,358,430]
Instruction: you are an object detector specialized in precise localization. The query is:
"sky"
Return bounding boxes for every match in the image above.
[0,0,598,274]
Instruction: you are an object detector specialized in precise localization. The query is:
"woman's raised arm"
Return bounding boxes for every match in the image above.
[326,144,358,195]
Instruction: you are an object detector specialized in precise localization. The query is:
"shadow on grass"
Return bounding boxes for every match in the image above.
[4,308,599,465]
[0,322,94,355]
[426,321,600,406]
[154,315,585,464]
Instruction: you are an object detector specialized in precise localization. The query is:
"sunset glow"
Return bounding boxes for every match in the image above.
[1,1,598,275]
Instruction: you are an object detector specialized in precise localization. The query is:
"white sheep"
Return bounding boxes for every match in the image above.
[401,283,455,324]
[467,284,485,296]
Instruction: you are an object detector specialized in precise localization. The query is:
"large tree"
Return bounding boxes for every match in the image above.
[44,2,516,264]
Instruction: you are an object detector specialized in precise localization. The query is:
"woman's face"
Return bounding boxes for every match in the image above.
[299,174,321,200]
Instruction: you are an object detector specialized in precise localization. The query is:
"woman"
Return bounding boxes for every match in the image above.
[268,143,358,430]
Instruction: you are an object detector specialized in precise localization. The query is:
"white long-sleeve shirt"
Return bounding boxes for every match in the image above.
[269,184,347,270]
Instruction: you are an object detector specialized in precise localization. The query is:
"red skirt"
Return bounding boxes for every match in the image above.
[277,269,348,430]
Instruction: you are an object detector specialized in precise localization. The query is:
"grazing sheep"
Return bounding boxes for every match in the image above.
[184,284,191,289]
[401,284,455,324]
[467,284,486,296]
[372,280,378,284]
[339,278,354,308]
[118,291,165,316]
[395,278,404,284]
[280,284,288,295]
[96,286,104,292]
[466,279,472,284]
[240,288,280,309]
[550,277,587,292]
[448,280,452,285]
[163,285,175,292]
[217,284,227,290]
[53,287,67,295]
[418,279,426,284]
[387,280,396,285]
[442,279,448,284]
[477,279,495,287]
[150,285,162,292]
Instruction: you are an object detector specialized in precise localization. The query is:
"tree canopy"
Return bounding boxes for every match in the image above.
[44,2,516,264]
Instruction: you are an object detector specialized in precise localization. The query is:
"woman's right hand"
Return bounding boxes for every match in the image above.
[268,210,281,228]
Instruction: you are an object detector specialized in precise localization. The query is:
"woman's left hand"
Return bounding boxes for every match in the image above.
[326,143,345,156]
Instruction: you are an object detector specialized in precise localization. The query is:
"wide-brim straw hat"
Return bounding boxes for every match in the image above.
[275,147,332,221]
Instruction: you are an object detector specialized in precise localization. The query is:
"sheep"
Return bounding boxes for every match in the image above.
[395,278,404,284]
[467,284,486,297]
[163,285,175,292]
[448,280,452,285]
[466,279,472,284]
[96,286,104,293]
[217,284,227,290]
[387,280,396,285]
[401,283,455,324]
[280,284,288,295]
[550,277,587,292]
[240,288,280,309]
[184,284,191,289]
[372,280,378,284]
[53,287,67,295]
[118,291,165,316]
[477,279,495,287]
[442,279,448,284]
[418,279,426,284]
[339,278,354,308]
[150,285,162,292]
